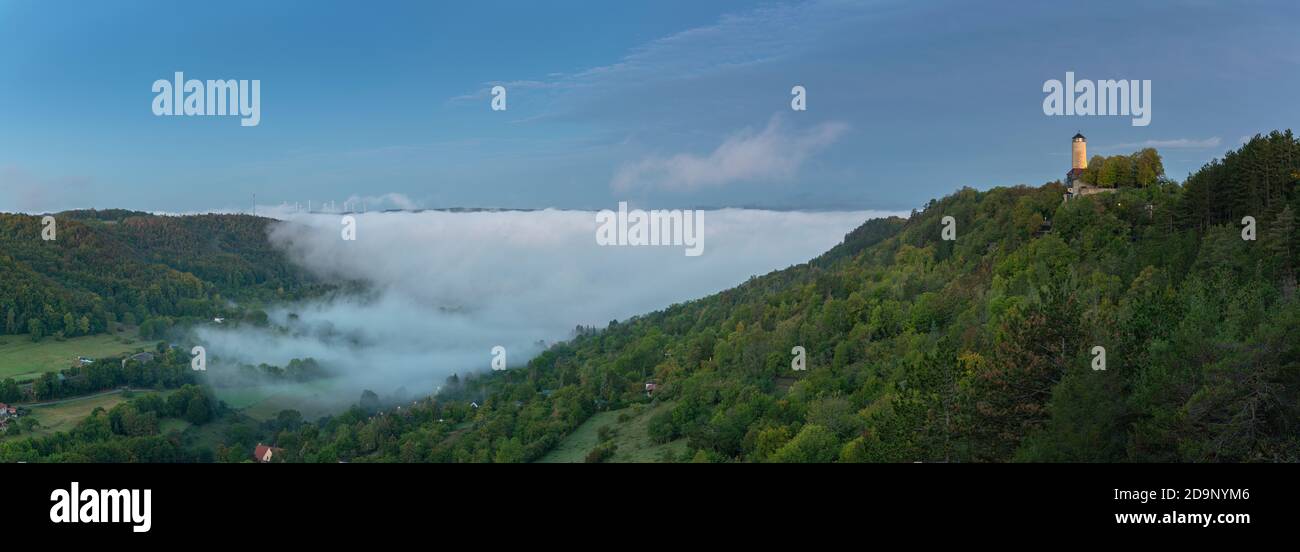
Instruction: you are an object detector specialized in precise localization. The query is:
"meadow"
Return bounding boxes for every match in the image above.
[214,378,344,422]
[538,401,688,463]
[0,330,145,382]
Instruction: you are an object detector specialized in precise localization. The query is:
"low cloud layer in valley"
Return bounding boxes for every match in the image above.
[192,208,897,407]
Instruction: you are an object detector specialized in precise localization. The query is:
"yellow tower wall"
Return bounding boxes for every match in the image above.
[1072,139,1087,169]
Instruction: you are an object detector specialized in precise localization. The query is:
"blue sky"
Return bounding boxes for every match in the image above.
[1,0,1297,213]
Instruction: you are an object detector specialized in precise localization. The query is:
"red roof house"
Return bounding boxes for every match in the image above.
[253,443,283,463]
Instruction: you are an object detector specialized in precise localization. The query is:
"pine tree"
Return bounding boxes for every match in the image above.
[1265,205,1297,296]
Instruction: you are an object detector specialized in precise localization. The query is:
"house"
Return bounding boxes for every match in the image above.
[77,356,94,365]
[253,443,283,463]
[213,317,225,324]
[645,382,658,395]
[0,404,18,418]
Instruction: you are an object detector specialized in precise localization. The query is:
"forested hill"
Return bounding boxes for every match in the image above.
[0,211,322,340]
[339,131,1296,464]
[2,132,1297,463]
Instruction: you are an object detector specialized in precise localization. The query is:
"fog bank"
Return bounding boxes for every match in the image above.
[194,208,897,402]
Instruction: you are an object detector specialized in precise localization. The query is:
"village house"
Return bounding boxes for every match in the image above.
[253,443,284,463]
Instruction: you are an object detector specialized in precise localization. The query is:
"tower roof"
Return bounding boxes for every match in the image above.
[1072,132,1086,140]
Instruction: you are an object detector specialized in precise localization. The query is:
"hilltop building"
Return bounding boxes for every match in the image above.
[1064,133,1117,201]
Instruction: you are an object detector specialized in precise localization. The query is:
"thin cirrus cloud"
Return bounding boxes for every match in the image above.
[449,1,865,104]
[1098,137,1223,152]
[611,116,850,192]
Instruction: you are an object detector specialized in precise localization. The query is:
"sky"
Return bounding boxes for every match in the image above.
[2,0,1298,214]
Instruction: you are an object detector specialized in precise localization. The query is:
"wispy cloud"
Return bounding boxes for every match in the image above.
[448,1,874,105]
[1099,137,1223,152]
[447,80,567,103]
[612,115,848,192]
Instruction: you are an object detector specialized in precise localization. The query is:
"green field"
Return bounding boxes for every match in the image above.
[537,401,688,463]
[215,379,344,421]
[0,330,145,382]
[4,392,129,440]
[2,389,178,441]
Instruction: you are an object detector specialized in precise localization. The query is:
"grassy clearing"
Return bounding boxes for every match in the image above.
[215,379,344,421]
[0,330,145,382]
[4,392,127,440]
[537,401,687,463]
[1,389,179,441]
[213,386,269,410]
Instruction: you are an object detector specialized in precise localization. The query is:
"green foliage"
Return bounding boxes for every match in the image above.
[0,390,206,463]
[263,136,1295,463]
[0,212,331,344]
[1082,148,1165,188]
[9,133,1300,463]
[770,424,839,463]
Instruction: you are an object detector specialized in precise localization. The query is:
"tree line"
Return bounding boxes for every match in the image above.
[0,212,328,344]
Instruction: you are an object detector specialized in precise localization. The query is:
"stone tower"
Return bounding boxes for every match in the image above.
[1072,132,1087,169]
[1064,132,1116,201]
